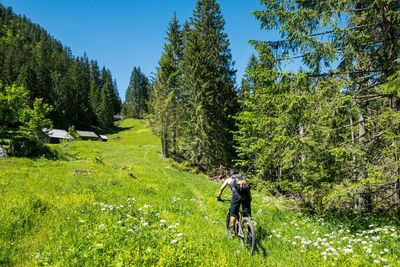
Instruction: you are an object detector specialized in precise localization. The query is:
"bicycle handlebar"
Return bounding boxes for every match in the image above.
[216,197,230,202]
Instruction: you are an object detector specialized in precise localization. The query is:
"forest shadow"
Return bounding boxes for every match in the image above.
[254,224,272,257]
[99,125,134,135]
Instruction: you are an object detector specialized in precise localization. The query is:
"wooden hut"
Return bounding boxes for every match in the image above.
[76,130,98,141]
[42,128,73,143]
[98,135,108,142]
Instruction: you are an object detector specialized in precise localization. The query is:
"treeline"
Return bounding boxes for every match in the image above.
[147,0,400,214]
[235,0,400,213]
[0,5,121,130]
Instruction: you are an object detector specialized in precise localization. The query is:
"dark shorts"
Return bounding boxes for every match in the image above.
[229,190,251,218]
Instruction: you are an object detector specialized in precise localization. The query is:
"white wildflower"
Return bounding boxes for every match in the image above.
[99,224,105,228]
[171,240,178,244]
[142,222,148,227]
[342,248,353,254]
[177,233,183,237]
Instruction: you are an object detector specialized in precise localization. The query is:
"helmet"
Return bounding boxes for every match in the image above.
[229,169,237,175]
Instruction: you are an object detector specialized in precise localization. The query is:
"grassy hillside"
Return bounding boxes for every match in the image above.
[0,119,399,266]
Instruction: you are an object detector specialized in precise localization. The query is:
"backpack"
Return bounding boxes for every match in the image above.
[233,174,250,193]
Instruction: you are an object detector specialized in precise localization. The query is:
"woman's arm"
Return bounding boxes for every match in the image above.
[217,178,230,199]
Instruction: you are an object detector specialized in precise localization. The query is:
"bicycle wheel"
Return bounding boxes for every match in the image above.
[240,217,256,254]
[226,212,240,237]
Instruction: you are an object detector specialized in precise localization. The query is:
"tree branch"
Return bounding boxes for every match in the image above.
[308,69,383,77]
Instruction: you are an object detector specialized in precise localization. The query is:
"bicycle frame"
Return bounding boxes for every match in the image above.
[219,198,256,254]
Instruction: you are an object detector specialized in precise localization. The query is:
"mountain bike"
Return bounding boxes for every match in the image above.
[218,198,256,254]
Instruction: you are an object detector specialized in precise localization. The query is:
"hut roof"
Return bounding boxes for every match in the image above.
[76,131,98,138]
[42,128,73,139]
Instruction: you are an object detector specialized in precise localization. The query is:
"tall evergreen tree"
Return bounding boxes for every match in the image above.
[112,78,122,115]
[98,78,115,128]
[150,13,184,158]
[89,60,101,123]
[181,0,237,172]
[124,67,149,118]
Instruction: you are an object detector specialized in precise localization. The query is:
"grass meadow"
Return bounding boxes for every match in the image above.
[0,119,399,266]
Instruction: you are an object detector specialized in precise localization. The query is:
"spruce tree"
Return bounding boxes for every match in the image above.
[150,13,183,158]
[98,78,114,128]
[125,67,149,119]
[181,0,237,172]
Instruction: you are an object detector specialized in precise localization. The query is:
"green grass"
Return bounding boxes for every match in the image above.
[0,119,399,266]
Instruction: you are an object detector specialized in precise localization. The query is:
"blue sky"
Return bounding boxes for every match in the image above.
[0,0,280,101]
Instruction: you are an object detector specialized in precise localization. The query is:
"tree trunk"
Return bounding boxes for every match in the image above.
[172,126,177,155]
[161,114,169,158]
[355,113,371,212]
[299,124,305,162]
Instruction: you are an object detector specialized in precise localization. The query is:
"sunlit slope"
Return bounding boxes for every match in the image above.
[0,119,249,265]
[0,119,399,266]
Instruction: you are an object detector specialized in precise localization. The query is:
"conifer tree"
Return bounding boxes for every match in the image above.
[150,13,183,158]
[181,0,237,172]
[125,67,149,118]
[98,78,114,128]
